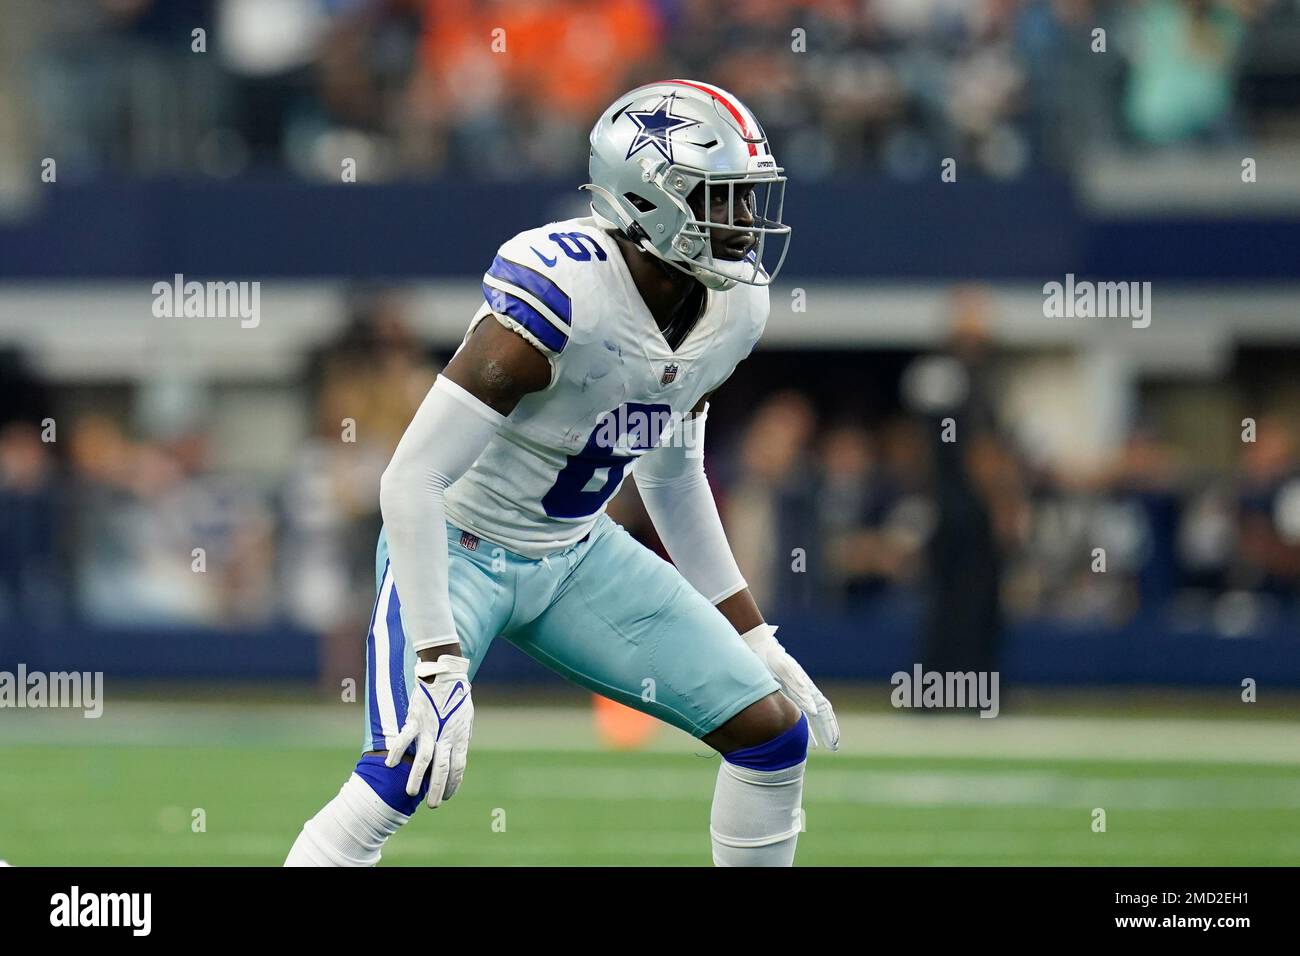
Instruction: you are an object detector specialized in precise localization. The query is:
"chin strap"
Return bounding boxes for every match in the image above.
[583,185,740,291]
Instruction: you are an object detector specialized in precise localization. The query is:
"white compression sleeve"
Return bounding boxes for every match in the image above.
[633,404,747,605]
[710,761,806,867]
[379,374,506,651]
[284,772,409,867]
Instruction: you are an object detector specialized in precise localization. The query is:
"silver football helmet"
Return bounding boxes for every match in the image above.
[583,80,790,291]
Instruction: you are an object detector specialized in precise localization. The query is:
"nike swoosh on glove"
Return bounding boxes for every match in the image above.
[385,654,475,809]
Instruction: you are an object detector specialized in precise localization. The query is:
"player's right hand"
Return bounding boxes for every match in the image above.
[385,654,474,809]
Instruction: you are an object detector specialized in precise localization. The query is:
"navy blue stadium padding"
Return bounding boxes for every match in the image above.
[0,597,1296,686]
[2,178,1298,280]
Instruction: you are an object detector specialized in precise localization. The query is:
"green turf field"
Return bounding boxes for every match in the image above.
[3,700,1299,865]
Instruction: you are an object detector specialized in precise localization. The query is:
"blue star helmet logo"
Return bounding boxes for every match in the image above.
[624,95,699,164]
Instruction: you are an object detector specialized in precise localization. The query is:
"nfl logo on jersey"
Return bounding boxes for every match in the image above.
[660,363,679,385]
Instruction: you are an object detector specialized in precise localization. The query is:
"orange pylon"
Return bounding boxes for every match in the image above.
[591,693,659,750]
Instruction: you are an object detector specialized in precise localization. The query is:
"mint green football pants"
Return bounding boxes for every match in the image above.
[363,513,779,753]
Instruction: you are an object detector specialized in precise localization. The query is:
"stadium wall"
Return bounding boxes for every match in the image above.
[2,178,1299,280]
[2,610,1297,687]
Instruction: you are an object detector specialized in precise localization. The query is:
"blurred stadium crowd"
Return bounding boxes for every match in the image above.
[7,0,1298,182]
[3,295,1299,643]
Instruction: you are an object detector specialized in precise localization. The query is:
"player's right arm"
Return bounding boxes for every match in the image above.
[442,309,554,415]
[377,315,550,806]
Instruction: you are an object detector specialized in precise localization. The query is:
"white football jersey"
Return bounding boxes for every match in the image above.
[442,216,768,557]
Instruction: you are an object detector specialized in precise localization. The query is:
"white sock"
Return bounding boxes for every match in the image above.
[284,772,410,867]
[709,759,806,867]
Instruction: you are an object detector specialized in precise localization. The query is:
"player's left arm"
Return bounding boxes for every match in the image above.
[634,392,840,750]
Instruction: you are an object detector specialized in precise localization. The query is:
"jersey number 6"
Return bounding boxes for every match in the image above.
[542,402,671,518]
[548,231,608,262]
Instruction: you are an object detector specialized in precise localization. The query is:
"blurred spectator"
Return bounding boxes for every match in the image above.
[215,0,333,171]
[1102,425,1185,617]
[723,390,819,611]
[899,289,1017,683]
[0,422,65,626]
[1121,0,1254,147]
[816,423,921,608]
[1234,414,1300,595]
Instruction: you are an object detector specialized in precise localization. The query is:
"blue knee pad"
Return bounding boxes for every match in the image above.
[722,713,809,772]
[354,753,428,815]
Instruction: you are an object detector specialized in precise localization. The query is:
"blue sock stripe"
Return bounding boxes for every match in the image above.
[354,753,426,816]
[722,713,809,772]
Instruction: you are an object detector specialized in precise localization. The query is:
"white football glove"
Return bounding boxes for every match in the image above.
[385,654,474,809]
[741,624,840,751]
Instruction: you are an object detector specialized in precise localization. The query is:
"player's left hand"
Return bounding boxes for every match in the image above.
[741,624,840,751]
[385,654,475,809]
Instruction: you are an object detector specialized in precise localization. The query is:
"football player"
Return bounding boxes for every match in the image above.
[286,80,839,867]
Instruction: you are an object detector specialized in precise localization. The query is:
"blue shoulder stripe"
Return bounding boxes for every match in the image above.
[487,255,572,326]
[482,282,568,353]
